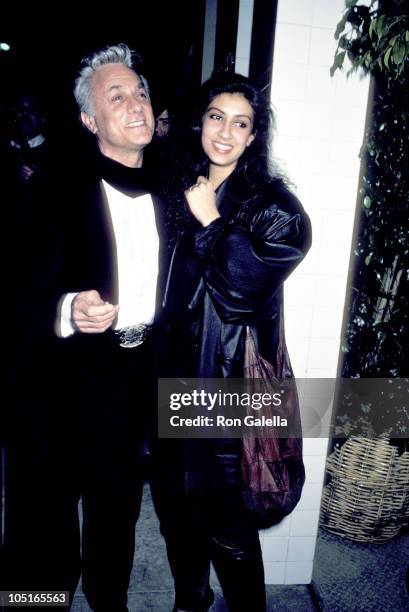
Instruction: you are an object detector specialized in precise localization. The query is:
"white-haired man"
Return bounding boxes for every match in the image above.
[4,44,165,612]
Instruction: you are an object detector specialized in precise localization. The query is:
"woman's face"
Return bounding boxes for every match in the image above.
[201,93,255,177]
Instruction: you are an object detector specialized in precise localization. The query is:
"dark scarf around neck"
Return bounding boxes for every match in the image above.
[97,150,153,198]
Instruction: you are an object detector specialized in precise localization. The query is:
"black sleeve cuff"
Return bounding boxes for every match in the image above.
[194,217,226,259]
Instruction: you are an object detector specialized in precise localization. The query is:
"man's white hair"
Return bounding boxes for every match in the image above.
[74,43,149,116]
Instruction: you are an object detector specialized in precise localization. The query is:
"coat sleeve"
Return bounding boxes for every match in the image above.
[193,189,312,324]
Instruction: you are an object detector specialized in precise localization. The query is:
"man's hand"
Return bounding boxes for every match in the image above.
[184,176,221,227]
[72,290,119,334]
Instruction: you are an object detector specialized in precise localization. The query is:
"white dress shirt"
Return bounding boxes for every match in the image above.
[60,179,159,337]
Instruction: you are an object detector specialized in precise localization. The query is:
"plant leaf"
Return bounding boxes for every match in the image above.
[384,46,392,68]
[364,51,372,67]
[369,19,377,39]
[330,50,346,76]
[392,41,406,65]
[376,14,386,37]
[337,50,346,67]
[335,14,348,40]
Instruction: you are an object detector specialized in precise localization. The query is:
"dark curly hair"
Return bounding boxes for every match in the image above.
[188,73,274,186]
[162,73,286,245]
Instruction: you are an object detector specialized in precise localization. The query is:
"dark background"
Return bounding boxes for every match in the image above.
[0,0,278,135]
[0,0,207,140]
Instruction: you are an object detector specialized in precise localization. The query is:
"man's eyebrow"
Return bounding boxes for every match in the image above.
[107,84,124,92]
[106,84,146,93]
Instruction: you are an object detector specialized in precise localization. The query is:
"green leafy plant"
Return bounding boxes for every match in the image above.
[330,0,409,440]
[331,0,409,77]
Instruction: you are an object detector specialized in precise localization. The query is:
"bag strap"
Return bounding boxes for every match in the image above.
[244,326,259,369]
[245,304,291,379]
[277,303,294,378]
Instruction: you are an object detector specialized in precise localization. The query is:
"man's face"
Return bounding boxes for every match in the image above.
[82,63,155,166]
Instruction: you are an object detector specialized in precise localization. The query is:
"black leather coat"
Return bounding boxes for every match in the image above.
[160,173,312,495]
[163,174,312,379]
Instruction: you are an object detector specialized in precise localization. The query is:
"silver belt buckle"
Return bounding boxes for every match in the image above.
[115,323,152,348]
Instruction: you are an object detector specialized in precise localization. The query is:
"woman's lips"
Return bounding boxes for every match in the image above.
[212,141,233,153]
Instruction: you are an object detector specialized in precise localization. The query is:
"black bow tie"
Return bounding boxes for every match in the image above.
[97,151,153,198]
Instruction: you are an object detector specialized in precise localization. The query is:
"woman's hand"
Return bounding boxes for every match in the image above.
[184,176,221,227]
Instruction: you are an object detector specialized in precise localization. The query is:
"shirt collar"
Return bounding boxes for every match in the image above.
[97,150,153,198]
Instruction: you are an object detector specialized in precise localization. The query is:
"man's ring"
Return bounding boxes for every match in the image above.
[189,184,199,192]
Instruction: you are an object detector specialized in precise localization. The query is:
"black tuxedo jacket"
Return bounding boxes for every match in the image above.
[14,147,168,356]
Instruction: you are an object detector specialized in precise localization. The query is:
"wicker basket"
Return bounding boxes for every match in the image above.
[320,436,409,543]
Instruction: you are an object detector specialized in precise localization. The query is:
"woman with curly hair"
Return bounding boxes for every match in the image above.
[152,72,311,612]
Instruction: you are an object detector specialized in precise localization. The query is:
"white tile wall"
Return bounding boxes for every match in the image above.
[264,562,286,584]
[329,143,365,178]
[303,455,328,483]
[279,0,314,26]
[273,62,308,100]
[290,510,320,537]
[284,338,310,375]
[321,175,360,210]
[334,70,370,106]
[305,368,335,377]
[284,274,320,307]
[287,537,317,562]
[321,209,356,243]
[307,339,340,371]
[260,0,370,585]
[306,65,337,102]
[262,537,289,562]
[297,483,325,510]
[303,437,329,456]
[312,0,346,29]
[310,305,344,338]
[300,103,333,139]
[331,104,369,139]
[285,561,314,584]
[308,27,337,66]
[274,25,311,64]
[275,100,304,136]
[233,0,369,585]
[313,275,348,307]
[317,243,352,275]
[285,304,314,338]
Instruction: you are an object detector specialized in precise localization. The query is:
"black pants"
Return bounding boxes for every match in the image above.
[151,441,266,612]
[3,333,154,611]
